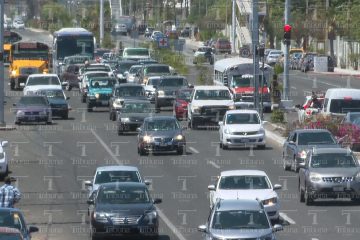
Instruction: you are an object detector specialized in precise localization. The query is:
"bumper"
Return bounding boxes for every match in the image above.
[222,133,266,146]
[16,115,49,122]
[307,181,360,199]
[192,114,224,125]
[141,141,185,153]
[118,122,142,132]
[156,97,175,107]
[51,108,69,117]
[92,224,158,238]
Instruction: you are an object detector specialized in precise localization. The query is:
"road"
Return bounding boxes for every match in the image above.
[2,29,360,240]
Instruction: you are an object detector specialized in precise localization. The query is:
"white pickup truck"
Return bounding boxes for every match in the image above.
[187,85,235,129]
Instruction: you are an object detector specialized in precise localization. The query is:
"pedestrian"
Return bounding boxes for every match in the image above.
[0,176,21,208]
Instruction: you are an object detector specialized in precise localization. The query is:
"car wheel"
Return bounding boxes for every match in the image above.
[190,119,197,130]
[110,111,116,121]
[223,144,228,150]
[257,144,266,150]
[305,187,313,205]
[87,104,93,112]
[81,95,86,103]
[15,121,20,125]
[46,120,52,125]
[139,147,148,156]
[155,102,160,112]
[65,83,72,91]
[177,146,184,155]
[283,155,291,171]
[299,182,305,202]
[117,127,123,136]
[10,81,15,90]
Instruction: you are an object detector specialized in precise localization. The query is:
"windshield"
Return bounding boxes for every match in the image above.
[90,79,114,88]
[115,87,145,97]
[159,78,187,87]
[145,66,170,74]
[148,79,160,86]
[330,99,360,113]
[311,153,358,168]
[129,66,141,74]
[0,212,25,233]
[212,210,269,229]
[298,132,336,145]
[27,76,59,86]
[94,170,140,184]
[85,66,111,72]
[19,96,47,105]
[97,186,150,204]
[121,102,153,113]
[124,49,149,56]
[12,49,48,61]
[226,113,260,124]
[144,119,180,131]
[219,176,271,189]
[177,90,192,101]
[37,90,65,100]
[56,36,94,60]
[194,90,231,100]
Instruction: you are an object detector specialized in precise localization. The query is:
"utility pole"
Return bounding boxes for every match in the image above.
[119,0,123,16]
[282,0,293,108]
[232,0,236,53]
[100,0,104,46]
[324,0,329,55]
[0,0,5,126]
[252,0,260,111]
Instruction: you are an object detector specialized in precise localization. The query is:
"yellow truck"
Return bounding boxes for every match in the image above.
[9,41,50,90]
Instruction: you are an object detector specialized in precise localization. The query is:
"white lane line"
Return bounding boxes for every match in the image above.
[207,160,221,169]
[279,212,296,225]
[265,130,285,146]
[90,129,189,240]
[189,146,199,154]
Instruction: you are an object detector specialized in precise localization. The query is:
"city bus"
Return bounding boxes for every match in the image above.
[4,31,22,64]
[214,57,274,111]
[9,41,50,90]
[52,28,95,75]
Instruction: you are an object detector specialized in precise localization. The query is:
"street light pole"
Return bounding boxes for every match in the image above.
[231,0,236,53]
[252,0,260,112]
[0,0,5,125]
[100,0,104,46]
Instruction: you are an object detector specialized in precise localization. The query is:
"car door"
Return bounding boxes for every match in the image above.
[299,153,310,189]
[283,132,293,162]
[210,177,220,207]
[287,132,298,163]
[219,114,226,141]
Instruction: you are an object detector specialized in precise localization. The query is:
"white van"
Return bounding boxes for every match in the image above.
[322,88,360,116]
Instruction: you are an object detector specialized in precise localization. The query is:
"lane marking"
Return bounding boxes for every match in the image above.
[207,160,221,169]
[189,146,199,154]
[279,212,296,225]
[90,129,189,240]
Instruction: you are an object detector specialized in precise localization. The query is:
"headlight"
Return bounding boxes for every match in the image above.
[95,93,100,99]
[228,105,236,110]
[175,134,184,140]
[259,233,276,240]
[192,106,201,114]
[224,128,232,134]
[262,197,278,206]
[121,118,130,122]
[11,70,16,76]
[144,210,157,224]
[355,172,360,181]
[17,110,25,116]
[93,212,108,223]
[143,135,152,143]
[158,90,165,97]
[310,173,322,182]
[298,150,307,159]
[112,100,122,108]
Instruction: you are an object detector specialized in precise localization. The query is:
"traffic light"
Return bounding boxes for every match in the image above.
[283,24,292,45]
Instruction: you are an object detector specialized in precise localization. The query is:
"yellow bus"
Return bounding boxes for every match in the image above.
[4,31,22,64]
[9,41,50,90]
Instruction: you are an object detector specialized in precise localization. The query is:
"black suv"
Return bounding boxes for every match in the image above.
[87,182,162,240]
[154,76,189,112]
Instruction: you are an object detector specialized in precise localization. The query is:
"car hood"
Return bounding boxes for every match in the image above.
[215,189,277,201]
[119,112,153,120]
[311,167,360,177]
[95,203,155,215]
[144,129,182,138]
[144,85,155,92]
[225,124,262,132]
[157,86,183,91]
[115,96,148,101]
[48,98,67,105]
[192,100,234,107]
[297,144,341,152]
[211,228,272,239]
[24,85,61,92]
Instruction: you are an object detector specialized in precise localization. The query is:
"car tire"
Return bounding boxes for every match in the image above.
[299,182,305,202]
[223,144,228,150]
[219,141,223,149]
[82,95,86,103]
[177,146,184,155]
[155,101,160,113]
[257,144,266,150]
[305,187,313,205]
[110,111,116,121]
[190,119,197,130]
[138,147,148,156]
[62,112,69,120]
[65,83,72,91]
[15,121,20,125]
[87,104,93,112]
[283,156,291,171]
[10,81,15,90]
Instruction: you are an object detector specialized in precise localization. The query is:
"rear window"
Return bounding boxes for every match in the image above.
[145,66,170,74]
[330,99,360,113]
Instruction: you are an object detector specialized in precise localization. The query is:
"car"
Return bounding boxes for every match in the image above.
[60,55,90,75]
[198,199,283,240]
[84,165,150,198]
[114,60,138,83]
[266,50,283,65]
[126,64,142,83]
[86,77,116,112]
[187,85,235,129]
[342,112,360,127]
[35,88,71,119]
[143,76,161,103]
[298,147,360,205]
[193,47,214,65]
[150,31,165,42]
[212,38,231,54]
[122,48,151,61]
[114,23,127,35]
[80,71,110,103]
[218,109,266,149]
[79,63,114,80]
[23,74,63,96]
[144,27,155,38]
[283,129,340,172]
[154,76,190,112]
[0,140,9,178]
[0,208,39,239]
[12,20,25,29]
[300,53,317,72]
[138,63,172,84]
[137,116,186,155]
[0,227,24,239]
[13,95,52,125]
[180,27,191,37]
[87,182,162,240]
[208,170,282,220]
[173,88,192,120]
[60,64,81,91]
[117,100,154,135]
[109,83,147,121]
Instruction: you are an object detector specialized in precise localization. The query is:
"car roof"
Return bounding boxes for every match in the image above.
[115,83,143,87]
[96,165,139,172]
[216,199,262,211]
[118,60,138,64]
[29,74,58,78]
[83,71,109,75]
[220,170,267,177]
[123,99,151,104]
[160,76,186,80]
[144,63,169,67]
[100,182,146,188]
[311,147,353,155]
[194,85,230,90]
[144,116,176,121]
[89,77,117,81]
[292,129,331,134]
[226,109,259,115]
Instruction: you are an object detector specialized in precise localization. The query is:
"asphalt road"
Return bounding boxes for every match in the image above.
[2,29,360,240]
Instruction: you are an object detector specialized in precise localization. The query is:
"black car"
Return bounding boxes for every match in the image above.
[137,116,186,155]
[87,182,162,240]
[109,84,147,121]
[36,88,70,119]
[154,76,189,112]
[117,100,154,135]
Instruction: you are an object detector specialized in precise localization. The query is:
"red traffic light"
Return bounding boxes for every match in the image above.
[284,24,292,32]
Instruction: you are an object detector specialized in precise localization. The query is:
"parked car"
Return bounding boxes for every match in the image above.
[0,140,9,178]
[87,182,162,240]
[218,109,266,149]
[137,116,186,155]
[193,47,214,65]
[299,147,360,205]
[173,88,192,120]
[198,199,283,240]
[283,129,340,172]
[117,100,154,135]
[13,95,52,125]
[212,39,232,54]
[35,88,70,119]
[86,77,116,112]
[208,170,282,221]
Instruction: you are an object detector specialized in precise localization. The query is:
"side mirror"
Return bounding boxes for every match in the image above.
[208,184,216,191]
[153,198,162,204]
[144,179,152,185]
[273,184,282,190]
[198,225,207,233]
[66,96,70,100]
[218,121,223,126]
[84,180,92,187]
[1,141,8,147]
[13,103,16,106]
[136,127,142,132]
[87,199,94,205]
[28,226,39,233]
[272,224,283,232]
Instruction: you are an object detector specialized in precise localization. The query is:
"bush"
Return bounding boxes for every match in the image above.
[271,109,285,123]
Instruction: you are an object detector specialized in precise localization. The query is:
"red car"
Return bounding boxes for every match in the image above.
[173,88,193,120]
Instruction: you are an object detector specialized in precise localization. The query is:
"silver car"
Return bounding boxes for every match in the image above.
[198,199,283,240]
[299,148,360,205]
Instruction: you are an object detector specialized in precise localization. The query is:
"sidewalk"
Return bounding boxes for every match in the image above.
[315,67,360,77]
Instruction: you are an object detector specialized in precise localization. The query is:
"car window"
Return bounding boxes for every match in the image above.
[311,153,358,168]
[27,76,59,86]
[219,176,271,189]
[121,102,153,113]
[159,78,187,87]
[97,186,150,204]
[115,87,145,97]
[225,113,260,124]
[94,170,140,184]
[212,210,269,229]
[145,119,180,131]
[194,90,231,100]
[298,132,336,145]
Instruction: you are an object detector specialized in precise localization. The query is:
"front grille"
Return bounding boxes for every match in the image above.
[20,67,39,75]
[110,215,141,225]
[25,111,40,116]
[232,131,258,135]
[322,177,354,183]
[201,106,228,117]
[98,94,111,100]
[153,137,173,143]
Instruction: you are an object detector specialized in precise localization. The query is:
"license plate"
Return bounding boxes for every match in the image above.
[240,139,249,143]
[333,186,344,192]
[101,100,108,105]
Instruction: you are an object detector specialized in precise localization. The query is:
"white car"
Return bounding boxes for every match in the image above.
[84,165,150,198]
[23,74,63,96]
[143,76,161,102]
[219,109,266,149]
[266,50,282,65]
[0,140,9,177]
[126,64,142,83]
[13,20,25,29]
[114,23,127,35]
[192,46,214,65]
[208,170,282,220]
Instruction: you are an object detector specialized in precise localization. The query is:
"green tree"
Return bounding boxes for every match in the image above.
[41,2,72,32]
